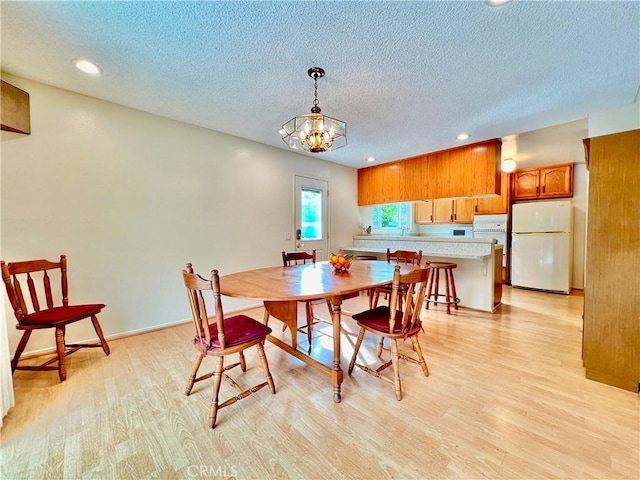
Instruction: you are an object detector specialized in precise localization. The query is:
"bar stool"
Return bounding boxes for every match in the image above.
[425,262,460,314]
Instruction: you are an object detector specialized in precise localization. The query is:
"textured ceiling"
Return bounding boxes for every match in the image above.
[1,1,638,168]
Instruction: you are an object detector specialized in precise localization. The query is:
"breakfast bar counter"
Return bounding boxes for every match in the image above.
[340,236,503,312]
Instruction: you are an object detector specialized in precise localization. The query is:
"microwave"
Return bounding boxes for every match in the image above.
[450,227,473,238]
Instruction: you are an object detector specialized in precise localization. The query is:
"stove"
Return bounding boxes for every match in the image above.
[473,214,507,266]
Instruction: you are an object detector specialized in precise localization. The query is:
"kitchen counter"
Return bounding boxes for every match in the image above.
[341,236,503,312]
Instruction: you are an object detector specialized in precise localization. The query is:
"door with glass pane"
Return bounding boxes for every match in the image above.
[294,175,328,261]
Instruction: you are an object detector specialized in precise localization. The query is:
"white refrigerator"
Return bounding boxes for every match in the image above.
[511,200,573,294]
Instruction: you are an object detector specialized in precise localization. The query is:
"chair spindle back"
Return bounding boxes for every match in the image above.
[282,250,316,266]
[386,249,423,266]
[388,265,430,334]
[182,264,227,350]
[1,255,69,324]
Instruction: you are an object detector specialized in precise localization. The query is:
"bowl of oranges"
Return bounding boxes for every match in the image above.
[329,253,353,273]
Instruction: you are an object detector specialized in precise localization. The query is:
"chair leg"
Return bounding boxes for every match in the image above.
[11,330,32,373]
[372,290,381,309]
[410,336,430,377]
[305,301,314,354]
[256,342,276,394]
[239,351,247,372]
[434,268,440,306]
[376,337,385,358]
[263,310,270,327]
[209,356,224,429]
[368,289,375,309]
[55,325,67,382]
[185,351,205,396]
[348,328,366,374]
[390,339,402,401]
[90,315,110,355]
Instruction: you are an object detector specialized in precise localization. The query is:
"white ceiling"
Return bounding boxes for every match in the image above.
[1,1,638,169]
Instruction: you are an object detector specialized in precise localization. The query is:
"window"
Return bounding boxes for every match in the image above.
[372,203,409,229]
[300,187,323,240]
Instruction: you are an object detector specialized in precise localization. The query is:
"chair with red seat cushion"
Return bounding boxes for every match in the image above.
[1,255,110,382]
[182,263,275,429]
[348,265,430,400]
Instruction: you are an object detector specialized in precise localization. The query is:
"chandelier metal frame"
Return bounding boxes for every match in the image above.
[279,67,347,153]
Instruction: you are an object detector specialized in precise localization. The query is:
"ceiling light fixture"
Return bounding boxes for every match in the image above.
[279,67,347,153]
[457,133,470,140]
[501,158,517,173]
[366,157,376,163]
[74,59,102,75]
[485,0,512,6]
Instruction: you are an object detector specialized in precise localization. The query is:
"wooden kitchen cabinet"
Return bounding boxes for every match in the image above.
[512,163,573,200]
[357,138,501,206]
[414,199,474,224]
[413,201,433,223]
[453,199,474,222]
[539,164,573,198]
[475,173,510,215]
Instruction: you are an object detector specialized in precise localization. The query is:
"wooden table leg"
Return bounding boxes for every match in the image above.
[330,296,344,403]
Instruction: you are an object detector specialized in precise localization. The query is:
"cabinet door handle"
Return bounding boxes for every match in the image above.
[450,214,454,221]
[542,185,546,193]
[430,215,433,222]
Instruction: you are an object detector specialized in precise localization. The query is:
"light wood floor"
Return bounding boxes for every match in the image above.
[1,287,638,479]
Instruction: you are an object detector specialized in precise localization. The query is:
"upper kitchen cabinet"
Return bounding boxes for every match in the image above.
[413,198,474,224]
[1,80,31,135]
[357,160,404,205]
[512,163,574,200]
[357,139,501,206]
[475,173,510,215]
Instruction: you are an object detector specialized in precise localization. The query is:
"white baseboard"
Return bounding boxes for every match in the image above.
[12,301,264,360]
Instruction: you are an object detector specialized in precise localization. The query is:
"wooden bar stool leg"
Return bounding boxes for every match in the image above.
[425,268,434,310]
[434,268,440,306]
[449,268,459,310]
[444,269,451,314]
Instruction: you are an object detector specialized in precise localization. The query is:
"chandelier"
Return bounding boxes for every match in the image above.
[279,67,347,153]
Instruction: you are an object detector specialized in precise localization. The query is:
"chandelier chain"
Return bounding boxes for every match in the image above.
[313,76,319,108]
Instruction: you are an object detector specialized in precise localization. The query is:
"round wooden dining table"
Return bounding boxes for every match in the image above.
[219,260,419,402]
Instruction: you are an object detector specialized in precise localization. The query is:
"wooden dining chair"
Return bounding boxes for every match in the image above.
[370,248,423,309]
[348,265,430,400]
[1,254,110,382]
[182,263,276,429]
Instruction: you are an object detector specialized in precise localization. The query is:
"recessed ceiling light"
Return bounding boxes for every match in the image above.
[485,0,512,6]
[457,133,470,140]
[74,59,102,75]
[366,157,376,163]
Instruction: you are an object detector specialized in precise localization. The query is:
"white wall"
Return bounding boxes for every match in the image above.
[1,74,360,356]
[588,103,640,137]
